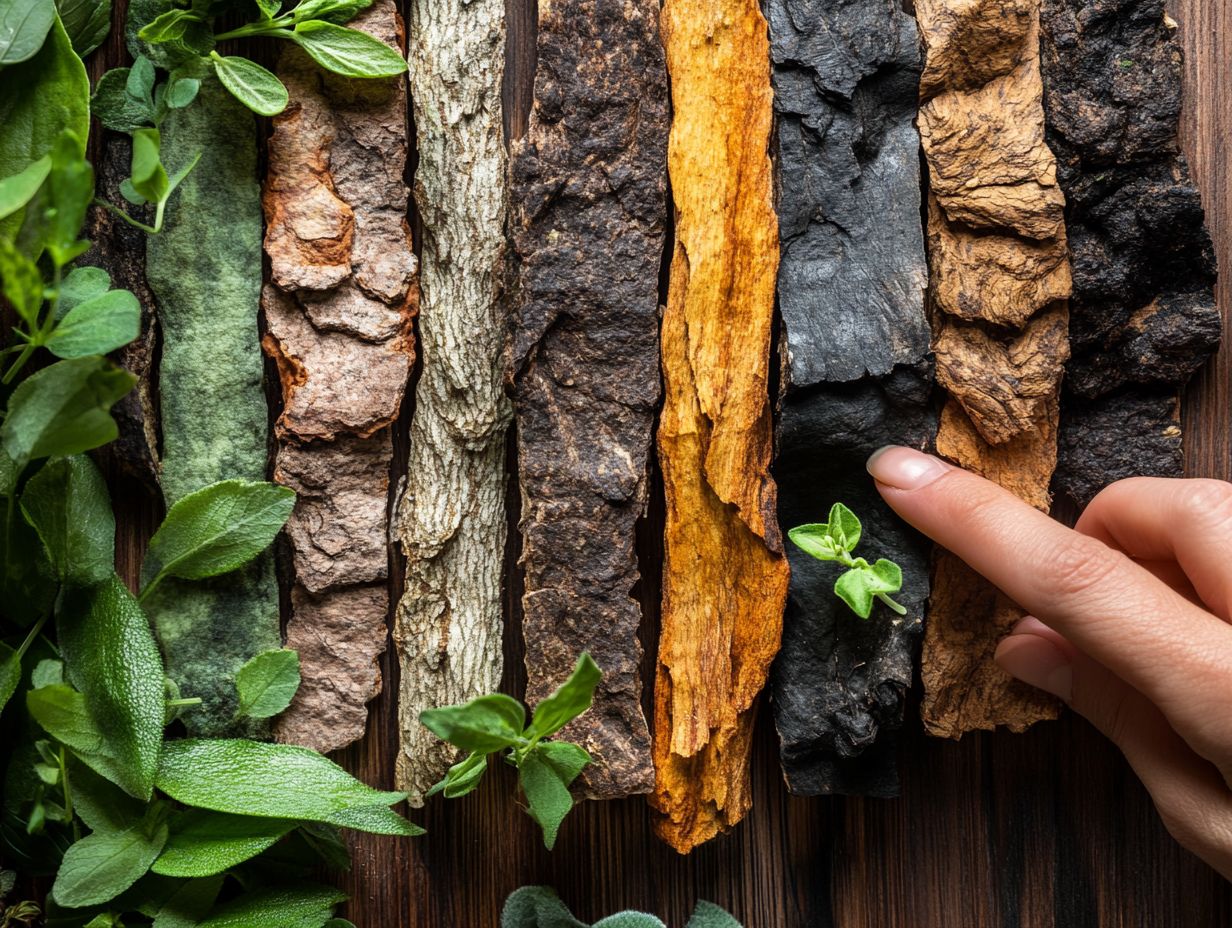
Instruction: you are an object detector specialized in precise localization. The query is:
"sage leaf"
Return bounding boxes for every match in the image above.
[0,235,43,324]
[684,901,743,928]
[532,740,590,787]
[129,126,169,204]
[137,8,200,44]
[290,0,372,24]
[91,67,154,133]
[500,887,588,928]
[253,0,280,19]
[32,657,63,688]
[518,749,575,850]
[290,21,406,78]
[0,642,19,713]
[234,648,300,720]
[527,653,600,740]
[786,523,842,562]
[0,154,51,221]
[20,454,115,585]
[152,810,297,877]
[326,802,424,837]
[51,810,170,907]
[164,74,199,108]
[0,0,56,65]
[420,693,525,754]
[826,502,862,551]
[44,287,141,358]
[834,559,902,620]
[57,265,110,315]
[1,357,135,467]
[426,751,487,799]
[70,758,148,834]
[40,127,93,265]
[211,54,288,116]
[196,884,346,928]
[151,874,225,928]
[56,0,110,55]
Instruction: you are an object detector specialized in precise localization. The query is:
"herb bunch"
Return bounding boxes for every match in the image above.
[788,503,907,619]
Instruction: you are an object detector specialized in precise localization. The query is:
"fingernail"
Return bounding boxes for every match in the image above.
[995,633,1073,702]
[866,446,952,491]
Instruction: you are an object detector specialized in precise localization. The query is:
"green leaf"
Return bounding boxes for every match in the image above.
[155,739,419,834]
[127,52,155,99]
[1,357,135,467]
[0,155,51,221]
[32,657,63,687]
[833,560,901,620]
[70,757,149,834]
[420,693,525,754]
[141,480,296,594]
[867,558,903,593]
[234,648,300,720]
[129,127,169,205]
[500,887,588,928]
[91,67,155,133]
[0,642,19,713]
[826,502,862,552]
[253,0,279,18]
[51,809,170,907]
[786,523,843,563]
[26,683,148,795]
[325,802,424,837]
[152,810,297,877]
[518,749,575,851]
[58,575,166,799]
[45,286,142,358]
[164,75,199,108]
[0,234,44,324]
[40,127,93,265]
[151,875,225,928]
[57,265,110,315]
[289,21,406,78]
[137,8,200,44]
[196,884,346,928]
[593,916,668,928]
[426,751,487,799]
[684,901,743,928]
[527,652,601,740]
[0,0,56,65]
[211,55,288,117]
[532,741,590,788]
[290,0,371,24]
[20,454,115,585]
[56,0,111,56]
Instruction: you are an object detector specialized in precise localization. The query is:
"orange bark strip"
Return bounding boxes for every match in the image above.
[651,0,790,853]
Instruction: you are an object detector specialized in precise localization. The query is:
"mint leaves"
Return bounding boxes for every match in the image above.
[788,503,908,619]
[422,653,601,850]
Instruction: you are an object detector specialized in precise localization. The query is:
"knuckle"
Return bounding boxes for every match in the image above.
[1043,534,1123,600]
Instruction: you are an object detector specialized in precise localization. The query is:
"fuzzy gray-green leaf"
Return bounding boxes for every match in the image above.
[20,454,115,585]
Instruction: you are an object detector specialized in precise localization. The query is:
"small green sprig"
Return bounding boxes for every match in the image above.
[421,654,601,850]
[788,503,907,619]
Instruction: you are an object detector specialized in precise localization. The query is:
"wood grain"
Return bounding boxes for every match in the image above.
[96,0,1232,922]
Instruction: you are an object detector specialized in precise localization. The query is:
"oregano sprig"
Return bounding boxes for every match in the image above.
[788,503,908,619]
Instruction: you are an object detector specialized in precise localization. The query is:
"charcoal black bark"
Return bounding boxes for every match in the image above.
[767,0,932,796]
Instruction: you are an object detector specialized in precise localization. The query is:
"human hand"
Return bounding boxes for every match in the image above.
[867,445,1232,880]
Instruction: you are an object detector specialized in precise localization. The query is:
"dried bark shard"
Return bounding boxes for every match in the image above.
[144,75,279,735]
[766,0,932,796]
[509,0,668,801]
[652,0,789,851]
[916,0,1070,737]
[1040,0,1220,505]
[394,0,510,806]
[261,1,415,754]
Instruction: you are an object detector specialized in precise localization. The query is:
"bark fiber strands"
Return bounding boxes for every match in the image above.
[394,0,510,807]
[653,0,789,851]
[144,75,279,736]
[261,0,415,755]
[766,0,932,796]
[509,0,668,801]
[916,0,1070,737]
[1040,0,1220,505]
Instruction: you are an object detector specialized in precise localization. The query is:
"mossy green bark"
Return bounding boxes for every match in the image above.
[144,75,279,736]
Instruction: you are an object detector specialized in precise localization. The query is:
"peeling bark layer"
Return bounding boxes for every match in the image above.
[261,1,416,755]
[509,0,668,801]
[394,0,510,806]
[916,0,1070,737]
[766,0,932,796]
[144,75,279,735]
[1040,0,1220,505]
[652,0,789,851]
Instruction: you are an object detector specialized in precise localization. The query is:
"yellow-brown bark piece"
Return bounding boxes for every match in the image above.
[917,0,1069,737]
[652,0,790,853]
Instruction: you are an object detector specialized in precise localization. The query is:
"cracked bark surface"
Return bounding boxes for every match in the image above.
[1040,0,1220,505]
[394,0,510,807]
[652,0,789,851]
[509,0,668,801]
[261,0,416,755]
[916,0,1070,737]
[766,0,932,796]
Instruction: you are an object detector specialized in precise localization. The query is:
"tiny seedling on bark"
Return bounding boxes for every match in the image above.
[788,503,907,619]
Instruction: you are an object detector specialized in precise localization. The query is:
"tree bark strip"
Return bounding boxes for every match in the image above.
[261,0,416,754]
[766,0,933,796]
[509,0,668,800]
[915,0,1071,738]
[1040,0,1220,506]
[394,0,510,807]
[143,75,280,735]
[652,0,790,851]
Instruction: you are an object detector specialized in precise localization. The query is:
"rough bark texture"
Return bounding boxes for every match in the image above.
[394,0,510,807]
[766,0,932,796]
[652,0,790,852]
[261,1,416,755]
[144,75,279,736]
[916,0,1070,737]
[509,0,668,801]
[1040,0,1220,505]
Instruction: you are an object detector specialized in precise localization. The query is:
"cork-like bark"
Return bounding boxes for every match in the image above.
[144,75,279,735]
[766,0,933,796]
[509,0,668,800]
[261,0,416,755]
[394,0,510,807]
[916,0,1070,738]
[1040,0,1220,505]
[652,0,789,851]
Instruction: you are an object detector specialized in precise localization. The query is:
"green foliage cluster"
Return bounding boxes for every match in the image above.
[788,503,908,619]
[501,887,743,928]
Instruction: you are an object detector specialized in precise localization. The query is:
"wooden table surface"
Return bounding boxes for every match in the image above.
[100,0,1232,924]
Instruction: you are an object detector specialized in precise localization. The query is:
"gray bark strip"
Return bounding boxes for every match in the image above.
[767,0,933,796]
[1040,0,1221,505]
[261,0,416,755]
[393,0,511,805]
[509,0,668,799]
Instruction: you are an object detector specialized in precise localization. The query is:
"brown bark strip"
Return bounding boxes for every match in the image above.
[916,0,1069,737]
[651,0,790,852]
[260,0,416,755]
[509,0,669,800]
